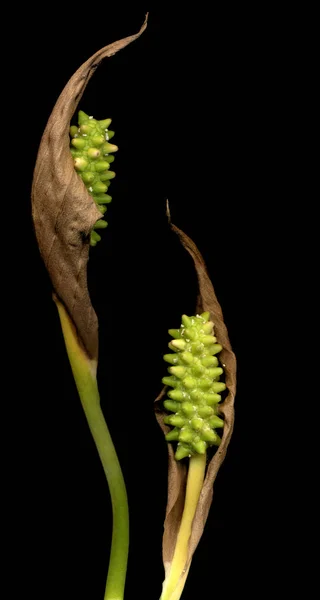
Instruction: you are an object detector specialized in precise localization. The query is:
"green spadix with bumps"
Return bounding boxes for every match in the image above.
[160,311,228,600]
[162,312,225,460]
[69,110,118,246]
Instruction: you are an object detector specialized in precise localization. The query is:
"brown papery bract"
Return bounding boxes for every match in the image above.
[155,207,237,588]
[31,15,148,361]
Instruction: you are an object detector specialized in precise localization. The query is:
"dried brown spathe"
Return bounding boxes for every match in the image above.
[31,16,148,361]
[155,211,237,589]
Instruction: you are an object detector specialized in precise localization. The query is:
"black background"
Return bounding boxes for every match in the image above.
[8,7,300,600]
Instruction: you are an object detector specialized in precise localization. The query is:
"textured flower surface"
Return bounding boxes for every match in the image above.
[163,312,226,460]
[70,111,118,246]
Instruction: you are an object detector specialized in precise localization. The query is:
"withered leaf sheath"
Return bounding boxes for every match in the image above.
[31,16,148,361]
[155,212,237,580]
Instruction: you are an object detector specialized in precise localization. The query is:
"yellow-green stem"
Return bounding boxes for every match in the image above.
[160,452,207,600]
[54,296,129,600]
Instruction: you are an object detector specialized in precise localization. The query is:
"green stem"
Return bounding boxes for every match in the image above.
[54,296,129,600]
[160,453,207,600]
